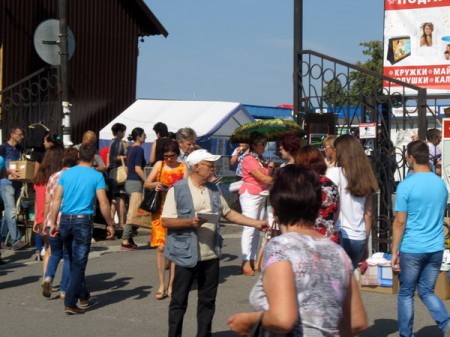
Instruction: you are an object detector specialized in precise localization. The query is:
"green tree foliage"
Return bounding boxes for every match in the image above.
[322,41,383,106]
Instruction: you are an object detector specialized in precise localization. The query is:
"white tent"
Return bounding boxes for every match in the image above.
[99,99,254,161]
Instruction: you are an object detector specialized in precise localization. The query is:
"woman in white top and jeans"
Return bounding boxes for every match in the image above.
[326,135,378,269]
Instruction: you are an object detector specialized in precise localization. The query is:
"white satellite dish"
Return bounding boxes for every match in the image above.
[34,19,75,66]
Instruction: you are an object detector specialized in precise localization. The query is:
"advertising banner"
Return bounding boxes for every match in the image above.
[383,0,450,95]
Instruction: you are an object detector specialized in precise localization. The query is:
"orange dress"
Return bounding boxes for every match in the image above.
[150,162,186,247]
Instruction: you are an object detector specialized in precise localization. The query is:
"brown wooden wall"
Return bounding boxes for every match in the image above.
[0,0,164,144]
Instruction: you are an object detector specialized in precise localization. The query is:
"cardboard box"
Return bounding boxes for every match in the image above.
[435,271,450,300]
[9,160,35,182]
[359,265,399,294]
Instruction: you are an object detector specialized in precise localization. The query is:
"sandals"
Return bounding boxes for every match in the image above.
[155,289,167,300]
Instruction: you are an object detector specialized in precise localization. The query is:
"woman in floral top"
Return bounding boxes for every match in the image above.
[296,145,339,242]
[228,165,367,337]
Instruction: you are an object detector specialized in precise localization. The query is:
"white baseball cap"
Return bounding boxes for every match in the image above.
[186,149,221,165]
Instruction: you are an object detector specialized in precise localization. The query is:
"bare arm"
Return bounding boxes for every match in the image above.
[143,161,162,190]
[364,196,373,239]
[391,211,406,272]
[162,217,207,230]
[339,275,368,336]
[135,165,145,182]
[49,185,63,237]
[250,168,273,185]
[149,141,157,165]
[227,261,297,335]
[224,210,267,230]
[96,188,115,239]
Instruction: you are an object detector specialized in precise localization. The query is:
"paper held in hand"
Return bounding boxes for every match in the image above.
[197,212,220,224]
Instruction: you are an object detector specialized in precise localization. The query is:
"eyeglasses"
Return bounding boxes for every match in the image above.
[199,161,215,169]
[164,154,177,159]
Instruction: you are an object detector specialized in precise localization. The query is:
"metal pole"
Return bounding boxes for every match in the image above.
[59,0,73,146]
[417,89,427,140]
[293,0,303,126]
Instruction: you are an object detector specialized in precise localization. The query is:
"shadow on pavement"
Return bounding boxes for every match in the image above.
[0,275,41,290]
[213,330,235,336]
[84,272,151,310]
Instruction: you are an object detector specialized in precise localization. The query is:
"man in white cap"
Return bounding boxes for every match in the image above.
[162,149,267,337]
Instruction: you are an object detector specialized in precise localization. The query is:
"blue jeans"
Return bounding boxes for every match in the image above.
[0,184,22,246]
[398,251,450,337]
[45,227,70,293]
[340,237,366,270]
[59,215,93,307]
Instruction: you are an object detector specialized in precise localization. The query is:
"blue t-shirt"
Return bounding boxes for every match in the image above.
[58,165,106,214]
[394,172,447,253]
[126,146,146,181]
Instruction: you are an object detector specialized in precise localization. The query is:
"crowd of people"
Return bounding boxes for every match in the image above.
[0,122,449,336]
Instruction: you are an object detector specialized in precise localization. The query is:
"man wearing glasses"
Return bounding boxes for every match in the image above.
[0,127,28,251]
[162,149,267,337]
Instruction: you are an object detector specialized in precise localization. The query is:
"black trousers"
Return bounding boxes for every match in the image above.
[168,258,220,337]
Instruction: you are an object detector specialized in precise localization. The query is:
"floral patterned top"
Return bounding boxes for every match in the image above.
[315,175,339,242]
[249,233,352,337]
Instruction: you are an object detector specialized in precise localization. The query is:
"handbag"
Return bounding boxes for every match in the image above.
[229,180,243,193]
[140,162,164,213]
[109,157,128,185]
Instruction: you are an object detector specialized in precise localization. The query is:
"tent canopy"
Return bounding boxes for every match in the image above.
[99,99,255,160]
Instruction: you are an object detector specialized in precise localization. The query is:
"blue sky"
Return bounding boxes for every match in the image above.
[137,1,384,107]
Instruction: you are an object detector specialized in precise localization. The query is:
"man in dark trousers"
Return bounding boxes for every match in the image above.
[391,140,450,336]
[49,143,115,314]
[162,149,267,337]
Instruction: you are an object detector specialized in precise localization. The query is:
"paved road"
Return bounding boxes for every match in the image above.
[1,224,449,337]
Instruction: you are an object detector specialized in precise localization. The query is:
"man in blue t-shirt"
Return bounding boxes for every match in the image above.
[0,127,28,251]
[391,140,450,336]
[48,143,115,315]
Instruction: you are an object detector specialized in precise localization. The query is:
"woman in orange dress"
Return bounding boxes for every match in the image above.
[144,140,188,299]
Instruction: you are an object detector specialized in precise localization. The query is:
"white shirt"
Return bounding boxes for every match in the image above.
[326,167,367,240]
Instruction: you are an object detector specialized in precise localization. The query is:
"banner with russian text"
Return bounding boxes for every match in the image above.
[383,0,450,95]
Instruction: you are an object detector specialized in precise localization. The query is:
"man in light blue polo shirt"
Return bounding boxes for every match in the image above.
[391,140,450,337]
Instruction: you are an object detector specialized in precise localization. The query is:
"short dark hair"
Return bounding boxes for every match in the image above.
[79,143,97,162]
[45,132,64,148]
[163,139,180,156]
[111,123,126,136]
[276,132,301,156]
[426,128,441,141]
[407,140,429,165]
[295,145,327,175]
[270,165,322,226]
[153,122,169,137]
[63,148,79,167]
[127,127,145,142]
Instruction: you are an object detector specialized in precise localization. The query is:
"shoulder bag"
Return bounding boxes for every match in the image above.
[109,157,128,185]
[140,162,164,213]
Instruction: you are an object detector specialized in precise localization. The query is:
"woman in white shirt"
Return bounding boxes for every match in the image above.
[326,135,378,269]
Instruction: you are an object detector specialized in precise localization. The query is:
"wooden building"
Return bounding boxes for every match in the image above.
[0,0,167,145]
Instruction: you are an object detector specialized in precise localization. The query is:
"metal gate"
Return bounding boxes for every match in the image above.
[0,66,62,145]
[295,50,441,252]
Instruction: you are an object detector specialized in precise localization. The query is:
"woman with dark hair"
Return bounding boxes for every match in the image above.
[150,122,171,165]
[295,145,339,242]
[121,127,147,251]
[108,123,128,230]
[32,145,64,291]
[326,134,379,269]
[228,165,367,336]
[276,132,301,166]
[41,148,79,299]
[420,22,433,47]
[238,132,274,275]
[144,140,188,299]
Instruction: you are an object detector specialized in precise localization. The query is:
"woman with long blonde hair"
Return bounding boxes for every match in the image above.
[326,134,378,269]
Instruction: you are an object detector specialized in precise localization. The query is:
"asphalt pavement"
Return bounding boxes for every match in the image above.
[1,223,449,337]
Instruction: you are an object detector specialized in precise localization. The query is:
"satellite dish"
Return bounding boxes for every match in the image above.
[34,19,76,66]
